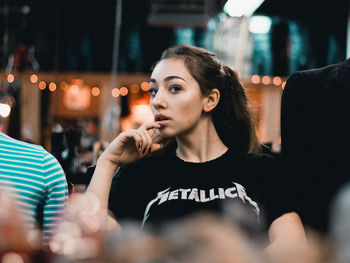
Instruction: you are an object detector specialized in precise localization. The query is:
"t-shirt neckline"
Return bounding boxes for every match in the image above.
[172,148,232,167]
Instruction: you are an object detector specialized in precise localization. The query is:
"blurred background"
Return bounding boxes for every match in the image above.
[0,0,349,184]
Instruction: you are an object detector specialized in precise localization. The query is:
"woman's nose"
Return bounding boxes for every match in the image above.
[152,90,167,109]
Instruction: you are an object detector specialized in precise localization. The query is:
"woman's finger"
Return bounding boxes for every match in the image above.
[151,128,163,144]
[119,130,141,149]
[142,130,153,154]
[138,122,161,133]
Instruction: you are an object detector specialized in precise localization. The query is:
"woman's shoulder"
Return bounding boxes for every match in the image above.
[240,152,280,163]
[238,152,282,176]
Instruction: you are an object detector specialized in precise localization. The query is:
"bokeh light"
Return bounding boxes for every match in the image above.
[49,82,57,91]
[30,74,38,83]
[60,81,68,90]
[282,81,286,90]
[273,76,282,86]
[39,81,46,90]
[112,88,120,97]
[0,103,11,118]
[71,85,79,94]
[262,76,271,85]
[141,82,150,91]
[130,84,140,93]
[251,75,260,84]
[7,74,14,83]
[91,87,100,96]
[120,87,128,96]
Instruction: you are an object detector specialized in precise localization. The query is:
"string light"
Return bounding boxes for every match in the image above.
[262,76,271,85]
[7,74,14,83]
[60,81,68,90]
[251,75,260,84]
[272,76,282,86]
[130,84,139,93]
[30,74,38,83]
[120,87,128,96]
[91,87,100,96]
[49,82,56,91]
[141,82,149,91]
[22,77,289,97]
[111,88,120,97]
[282,81,286,90]
[39,81,46,90]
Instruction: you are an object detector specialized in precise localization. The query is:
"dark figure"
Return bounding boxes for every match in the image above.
[281,58,350,234]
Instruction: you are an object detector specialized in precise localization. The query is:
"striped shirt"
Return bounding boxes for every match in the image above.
[0,131,68,243]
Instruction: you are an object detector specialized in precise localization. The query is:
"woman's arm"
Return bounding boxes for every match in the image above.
[87,157,120,211]
[86,122,162,212]
[264,212,307,260]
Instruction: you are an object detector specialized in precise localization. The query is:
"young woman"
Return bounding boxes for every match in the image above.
[87,45,306,255]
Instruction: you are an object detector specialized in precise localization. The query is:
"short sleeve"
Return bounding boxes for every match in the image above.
[249,154,296,228]
[108,165,146,223]
[86,162,148,224]
[43,150,68,243]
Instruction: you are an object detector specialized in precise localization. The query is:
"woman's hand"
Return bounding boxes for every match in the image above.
[98,122,163,168]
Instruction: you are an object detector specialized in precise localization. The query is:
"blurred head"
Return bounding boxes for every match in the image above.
[150,44,259,154]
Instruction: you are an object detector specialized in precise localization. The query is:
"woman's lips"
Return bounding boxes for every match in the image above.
[154,114,170,126]
[156,119,169,127]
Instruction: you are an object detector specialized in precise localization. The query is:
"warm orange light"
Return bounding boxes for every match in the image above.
[120,87,128,96]
[7,74,14,83]
[141,82,149,91]
[71,79,83,86]
[39,81,46,90]
[273,76,282,86]
[60,81,68,90]
[91,87,100,96]
[111,88,120,97]
[71,85,79,94]
[262,76,271,85]
[49,82,56,91]
[130,84,140,93]
[251,75,260,84]
[282,81,286,90]
[30,74,38,83]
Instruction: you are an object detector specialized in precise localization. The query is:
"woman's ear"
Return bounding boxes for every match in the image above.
[203,88,220,113]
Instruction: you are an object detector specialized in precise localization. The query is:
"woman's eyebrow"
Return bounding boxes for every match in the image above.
[164,76,186,82]
[149,76,186,83]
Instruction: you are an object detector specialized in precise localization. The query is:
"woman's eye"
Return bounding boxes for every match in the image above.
[149,88,158,96]
[170,86,181,93]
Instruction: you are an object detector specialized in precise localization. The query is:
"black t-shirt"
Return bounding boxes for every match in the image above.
[95,149,294,235]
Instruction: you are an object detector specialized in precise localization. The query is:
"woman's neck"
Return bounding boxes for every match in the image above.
[175,118,228,163]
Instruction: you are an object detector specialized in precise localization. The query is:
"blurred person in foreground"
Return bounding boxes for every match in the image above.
[330,182,350,263]
[0,131,68,244]
[87,45,306,258]
[281,57,350,235]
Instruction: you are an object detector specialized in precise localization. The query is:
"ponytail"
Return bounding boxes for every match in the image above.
[213,66,260,154]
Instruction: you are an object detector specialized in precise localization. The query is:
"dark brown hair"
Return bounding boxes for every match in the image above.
[154,44,259,154]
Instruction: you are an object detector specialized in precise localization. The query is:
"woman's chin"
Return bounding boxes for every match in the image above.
[158,129,176,138]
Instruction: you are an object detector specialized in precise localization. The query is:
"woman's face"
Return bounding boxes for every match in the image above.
[149,58,207,138]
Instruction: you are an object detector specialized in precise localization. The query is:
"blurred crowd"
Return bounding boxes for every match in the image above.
[1,185,349,263]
